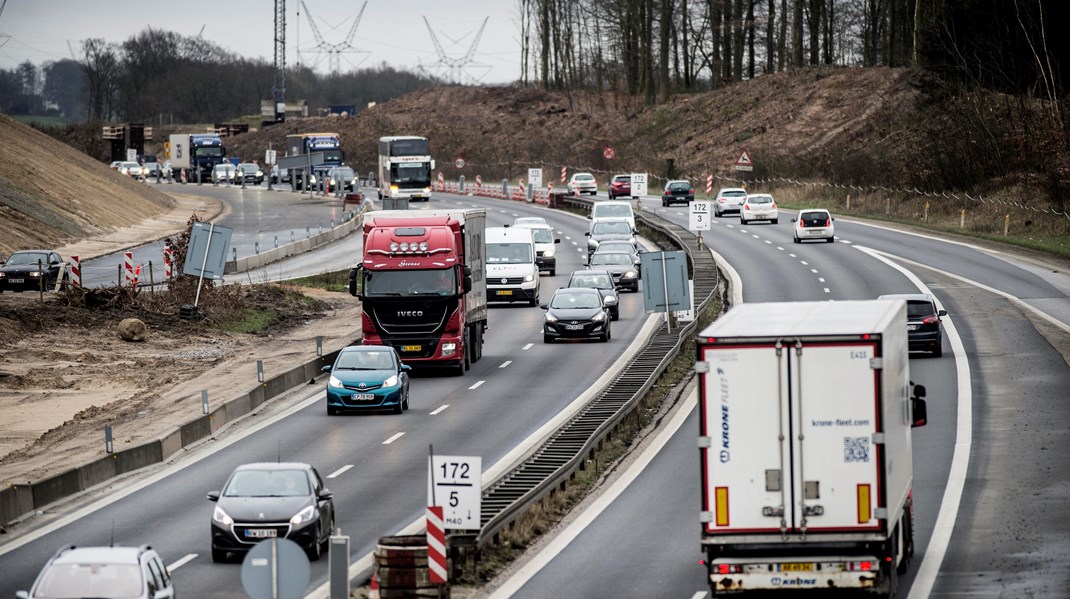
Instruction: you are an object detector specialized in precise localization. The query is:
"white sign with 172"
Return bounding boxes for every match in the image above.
[689,200,712,231]
[528,168,543,187]
[428,455,482,530]
[630,173,648,196]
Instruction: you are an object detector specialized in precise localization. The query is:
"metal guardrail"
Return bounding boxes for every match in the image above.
[469,197,722,548]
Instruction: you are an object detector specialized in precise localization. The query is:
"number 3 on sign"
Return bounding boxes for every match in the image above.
[690,200,712,231]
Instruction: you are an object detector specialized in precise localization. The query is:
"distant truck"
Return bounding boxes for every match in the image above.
[167,133,226,182]
[696,300,929,597]
[285,132,343,188]
[349,209,488,375]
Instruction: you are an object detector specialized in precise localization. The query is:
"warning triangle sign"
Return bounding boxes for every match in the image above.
[735,149,752,166]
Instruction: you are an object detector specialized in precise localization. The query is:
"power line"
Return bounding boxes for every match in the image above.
[419,15,491,84]
[297,0,369,74]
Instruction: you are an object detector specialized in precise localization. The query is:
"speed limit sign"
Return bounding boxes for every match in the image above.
[428,455,482,530]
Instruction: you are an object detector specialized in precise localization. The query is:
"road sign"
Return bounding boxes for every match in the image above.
[182,221,233,279]
[240,538,310,599]
[528,168,543,187]
[735,149,754,171]
[265,149,277,165]
[127,148,137,162]
[690,200,712,231]
[454,158,465,169]
[603,147,615,160]
[630,172,648,196]
[428,455,482,530]
[641,251,690,314]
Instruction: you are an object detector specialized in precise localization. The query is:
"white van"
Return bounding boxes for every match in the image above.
[588,201,636,231]
[486,226,540,306]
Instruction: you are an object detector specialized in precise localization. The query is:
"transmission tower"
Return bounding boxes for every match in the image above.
[298,0,369,74]
[273,0,286,122]
[0,0,9,49]
[420,16,491,84]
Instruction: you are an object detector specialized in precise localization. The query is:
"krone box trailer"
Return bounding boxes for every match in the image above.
[697,300,929,597]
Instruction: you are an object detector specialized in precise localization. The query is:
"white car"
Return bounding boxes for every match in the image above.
[792,208,835,243]
[212,163,238,183]
[740,194,778,224]
[568,172,599,196]
[713,187,747,217]
[514,216,549,228]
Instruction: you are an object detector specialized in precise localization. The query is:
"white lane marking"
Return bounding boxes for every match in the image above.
[489,388,698,598]
[840,239,852,244]
[800,260,808,265]
[564,235,571,240]
[571,241,578,245]
[811,269,818,274]
[818,277,825,283]
[689,593,709,599]
[382,432,405,445]
[764,240,772,244]
[522,343,534,350]
[167,554,197,571]
[430,405,449,415]
[752,234,760,239]
[468,380,485,390]
[511,213,519,217]
[499,360,512,368]
[725,224,735,229]
[824,287,831,293]
[853,246,974,599]
[789,253,797,258]
[327,465,353,478]
[499,209,508,214]
[777,246,785,251]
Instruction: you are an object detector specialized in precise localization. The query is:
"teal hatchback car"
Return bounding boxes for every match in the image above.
[323,345,411,415]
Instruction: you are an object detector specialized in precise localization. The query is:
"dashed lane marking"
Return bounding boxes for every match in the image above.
[327,465,353,478]
[430,405,449,415]
[382,432,405,445]
[469,380,486,390]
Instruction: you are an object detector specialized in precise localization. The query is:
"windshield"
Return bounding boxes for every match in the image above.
[598,242,635,254]
[592,222,631,235]
[591,253,632,266]
[487,242,532,264]
[906,301,937,318]
[35,563,144,598]
[569,274,613,290]
[551,292,601,309]
[722,190,746,197]
[574,174,594,182]
[529,228,554,243]
[332,167,354,178]
[595,206,632,219]
[388,138,430,156]
[747,195,773,204]
[194,147,224,158]
[668,182,690,190]
[6,252,48,265]
[335,350,395,370]
[390,162,430,186]
[225,469,310,497]
[363,269,457,297]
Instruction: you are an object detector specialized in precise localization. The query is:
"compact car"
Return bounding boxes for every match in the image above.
[567,172,599,196]
[587,251,640,292]
[713,187,747,217]
[541,287,612,343]
[662,180,695,206]
[740,193,779,224]
[323,345,411,414]
[17,544,174,599]
[792,208,836,243]
[609,174,632,199]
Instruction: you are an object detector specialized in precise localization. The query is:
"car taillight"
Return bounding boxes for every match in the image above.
[770,202,776,209]
[825,218,831,226]
[921,315,940,324]
[743,204,750,211]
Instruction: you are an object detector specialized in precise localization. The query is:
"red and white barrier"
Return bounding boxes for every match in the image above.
[437,172,444,191]
[369,574,380,599]
[427,506,447,584]
[124,251,135,286]
[69,255,81,288]
[517,178,526,201]
[560,166,566,183]
[706,174,713,195]
[163,247,174,279]
[181,169,187,183]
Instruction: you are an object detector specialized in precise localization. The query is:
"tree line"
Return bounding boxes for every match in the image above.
[0,28,440,124]
[518,0,1068,101]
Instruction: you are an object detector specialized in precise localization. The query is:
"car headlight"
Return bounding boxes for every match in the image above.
[383,375,399,387]
[29,271,42,277]
[213,505,234,526]
[523,274,534,282]
[592,311,606,322]
[256,170,263,177]
[328,375,343,388]
[543,249,555,258]
[545,313,558,324]
[625,270,637,278]
[290,505,316,525]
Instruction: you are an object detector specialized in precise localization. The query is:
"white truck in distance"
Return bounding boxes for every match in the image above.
[697,300,929,597]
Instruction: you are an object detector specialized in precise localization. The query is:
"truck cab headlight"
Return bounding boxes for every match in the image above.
[441,342,457,357]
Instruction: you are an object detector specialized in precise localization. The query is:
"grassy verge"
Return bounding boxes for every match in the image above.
[285,269,355,293]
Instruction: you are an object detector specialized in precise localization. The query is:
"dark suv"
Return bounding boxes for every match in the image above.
[608,174,632,199]
[18,544,175,599]
[879,293,947,357]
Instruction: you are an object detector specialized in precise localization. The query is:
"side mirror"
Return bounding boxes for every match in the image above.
[938,309,947,317]
[912,383,926,399]
[462,265,473,293]
[911,398,928,428]
[17,591,30,599]
[321,364,331,373]
[401,364,412,372]
[539,304,548,310]
[791,218,797,222]
[318,489,334,501]
[584,232,591,237]
[554,238,561,244]
[348,267,360,298]
[206,491,220,502]
[587,215,592,219]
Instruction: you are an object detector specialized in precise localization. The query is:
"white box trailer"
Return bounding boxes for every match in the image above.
[696,300,929,597]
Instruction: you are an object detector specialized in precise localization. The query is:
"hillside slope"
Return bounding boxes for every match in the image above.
[0,114,174,255]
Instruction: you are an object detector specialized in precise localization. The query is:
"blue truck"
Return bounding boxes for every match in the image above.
[168,133,226,182]
[285,132,344,188]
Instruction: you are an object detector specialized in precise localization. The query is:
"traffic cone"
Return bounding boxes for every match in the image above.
[368,574,380,599]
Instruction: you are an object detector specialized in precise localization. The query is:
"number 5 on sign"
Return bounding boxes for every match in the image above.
[428,455,482,530]
[690,200,712,231]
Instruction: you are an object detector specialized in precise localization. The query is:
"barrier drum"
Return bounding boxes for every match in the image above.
[374,535,448,598]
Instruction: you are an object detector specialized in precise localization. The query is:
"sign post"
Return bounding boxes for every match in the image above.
[689,200,712,248]
[528,168,543,188]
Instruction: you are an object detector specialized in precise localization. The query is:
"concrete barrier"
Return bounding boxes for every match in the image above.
[0,345,347,526]
[224,208,366,275]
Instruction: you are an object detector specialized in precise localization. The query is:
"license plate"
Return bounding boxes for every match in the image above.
[496,290,513,296]
[352,393,374,400]
[8,278,23,284]
[780,563,814,572]
[245,529,277,539]
[907,324,918,331]
[565,324,585,330]
[401,345,421,352]
[808,230,823,235]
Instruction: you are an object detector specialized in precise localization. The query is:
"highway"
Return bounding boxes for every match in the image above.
[491,196,1070,598]
[5,184,1069,598]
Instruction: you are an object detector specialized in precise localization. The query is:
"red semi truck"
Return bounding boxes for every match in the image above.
[349,209,488,375]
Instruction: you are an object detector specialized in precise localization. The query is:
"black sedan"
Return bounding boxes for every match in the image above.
[207,462,335,562]
[0,250,67,293]
[587,252,640,292]
[566,269,620,320]
[541,287,612,343]
[662,179,694,206]
[878,293,947,357]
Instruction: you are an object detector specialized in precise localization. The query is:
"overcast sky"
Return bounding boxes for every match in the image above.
[0,0,523,84]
